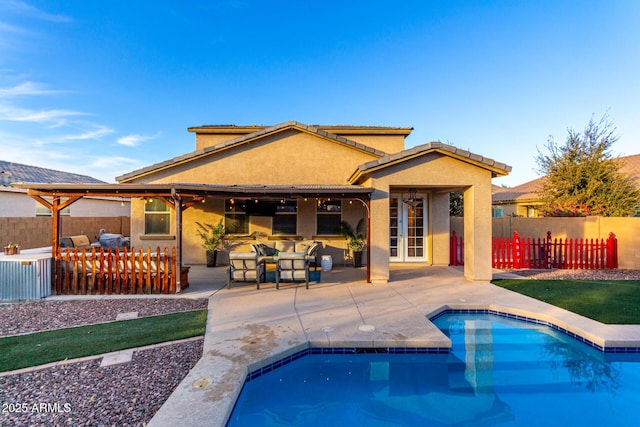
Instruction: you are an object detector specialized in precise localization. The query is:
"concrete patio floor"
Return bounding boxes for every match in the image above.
[149,264,640,426]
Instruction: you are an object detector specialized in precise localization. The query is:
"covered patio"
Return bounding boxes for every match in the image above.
[12,182,374,294]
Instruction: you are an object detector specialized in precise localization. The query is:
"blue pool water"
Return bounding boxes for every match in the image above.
[227,313,640,426]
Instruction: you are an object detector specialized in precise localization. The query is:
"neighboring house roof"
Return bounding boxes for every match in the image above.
[492,153,640,204]
[492,177,546,203]
[349,141,512,183]
[620,153,640,182]
[117,121,390,182]
[0,160,105,188]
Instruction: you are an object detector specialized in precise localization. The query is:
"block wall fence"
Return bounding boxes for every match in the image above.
[451,216,640,270]
[0,217,130,249]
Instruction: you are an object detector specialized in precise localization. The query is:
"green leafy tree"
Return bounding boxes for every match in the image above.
[535,115,640,217]
[450,191,463,216]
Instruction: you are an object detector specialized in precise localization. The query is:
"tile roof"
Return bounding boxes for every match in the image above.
[0,160,105,187]
[492,177,546,202]
[351,141,512,182]
[118,121,388,182]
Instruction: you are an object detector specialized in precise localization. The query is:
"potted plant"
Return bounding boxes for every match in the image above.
[340,219,366,267]
[196,219,226,267]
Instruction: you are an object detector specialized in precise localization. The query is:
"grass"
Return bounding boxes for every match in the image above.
[0,309,207,372]
[492,279,640,324]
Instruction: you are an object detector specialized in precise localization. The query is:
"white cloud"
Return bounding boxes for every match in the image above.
[0,104,85,125]
[59,125,114,141]
[0,81,69,97]
[117,131,162,147]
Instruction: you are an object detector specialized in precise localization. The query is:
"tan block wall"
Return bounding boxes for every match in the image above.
[451,216,640,269]
[0,217,130,249]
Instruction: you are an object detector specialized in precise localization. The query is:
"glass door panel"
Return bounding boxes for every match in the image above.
[390,193,428,262]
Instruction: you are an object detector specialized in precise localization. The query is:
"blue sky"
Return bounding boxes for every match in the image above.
[1,0,638,186]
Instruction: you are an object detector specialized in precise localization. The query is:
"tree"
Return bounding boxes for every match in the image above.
[450,191,463,216]
[535,115,640,217]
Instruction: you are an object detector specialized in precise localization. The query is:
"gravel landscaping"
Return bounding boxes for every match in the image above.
[0,298,208,426]
[496,268,640,280]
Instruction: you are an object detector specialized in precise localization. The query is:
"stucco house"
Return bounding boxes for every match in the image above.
[114,121,511,283]
[492,154,640,217]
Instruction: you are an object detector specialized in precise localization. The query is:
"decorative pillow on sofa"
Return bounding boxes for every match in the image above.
[257,243,276,256]
[306,242,321,256]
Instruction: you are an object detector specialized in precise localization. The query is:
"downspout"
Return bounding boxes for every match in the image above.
[366,198,371,283]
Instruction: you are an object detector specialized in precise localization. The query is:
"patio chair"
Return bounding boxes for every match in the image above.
[276,252,310,289]
[227,252,265,290]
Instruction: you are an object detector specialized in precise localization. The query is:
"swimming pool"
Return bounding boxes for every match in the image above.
[227,313,640,426]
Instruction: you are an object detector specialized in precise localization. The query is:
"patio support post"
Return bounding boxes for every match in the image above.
[366,198,371,283]
[51,196,61,258]
[355,197,371,283]
[172,189,183,293]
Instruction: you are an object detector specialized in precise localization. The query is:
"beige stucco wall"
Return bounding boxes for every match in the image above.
[132,129,378,186]
[127,130,375,264]
[194,132,252,150]
[363,154,495,283]
[336,134,405,154]
[192,128,407,154]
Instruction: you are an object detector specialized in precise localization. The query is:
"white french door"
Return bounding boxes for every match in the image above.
[389,193,428,262]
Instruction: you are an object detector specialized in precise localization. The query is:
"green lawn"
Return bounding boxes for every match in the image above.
[0,309,207,372]
[492,279,640,324]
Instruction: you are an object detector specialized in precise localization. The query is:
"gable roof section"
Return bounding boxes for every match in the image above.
[118,121,388,182]
[188,123,413,137]
[0,160,105,188]
[349,141,511,184]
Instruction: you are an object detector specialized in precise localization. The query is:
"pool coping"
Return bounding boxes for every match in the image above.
[244,305,640,385]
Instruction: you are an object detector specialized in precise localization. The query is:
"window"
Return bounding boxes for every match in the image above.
[225,199,249,234]
[492,206,503,218]
[527,206,536,218]
[144,198,170,234]
[273,199,297,235]
[316,199,341,235]
[35,202,70,216]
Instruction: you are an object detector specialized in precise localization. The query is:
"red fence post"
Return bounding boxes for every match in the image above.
[513,231,521,269]
[450,231,457,266]
[544,231,551,269]
[606,232,618,269]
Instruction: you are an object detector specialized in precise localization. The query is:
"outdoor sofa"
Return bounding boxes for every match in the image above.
[250,240,321,270]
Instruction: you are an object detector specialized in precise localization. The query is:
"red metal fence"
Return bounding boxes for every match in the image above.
[450,230,464,266]
[450,231,618,270]
[54,246,184,295]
